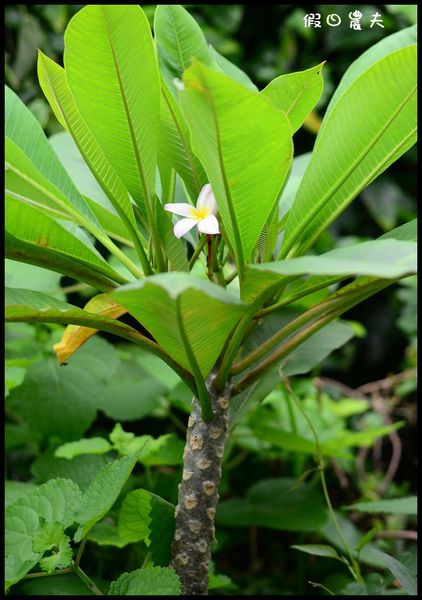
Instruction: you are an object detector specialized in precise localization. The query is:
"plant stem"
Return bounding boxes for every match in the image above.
[232,282,387,394]
[75,536,87,566]
[254,276,343,319]
[189,235,208,270]
[284,378,363,583]
[214,284,279,391]
[171,372,231,595]
[72,562,103,595]
[24,568,72,579]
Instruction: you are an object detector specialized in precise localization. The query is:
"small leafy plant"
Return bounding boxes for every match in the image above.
[5,5,417,596]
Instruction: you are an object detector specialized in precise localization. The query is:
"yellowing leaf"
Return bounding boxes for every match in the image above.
[53,294,127,365]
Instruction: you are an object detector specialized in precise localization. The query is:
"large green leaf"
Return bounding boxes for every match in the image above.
[38,53,140,244]
[345,496,417,516]
[154,4,219,96]
[371,549,417,596]
[109,567,181,596]
[217,478,327,531]
[242,238,417,303]
[280,44,417,258]
[274,219,418,308]
[5,85,100,230]
[261,63,325,133]
[7,357,103,441]
[159,79,207,202]
[6,193,125,285]
[64,5,160,222]
[180,61,293,272]
[111,273,246,378]
[5,478,82,589]
[5,232,117,292]
[325,25,417,122]
[74,453,141,541]
[118,489,175,566]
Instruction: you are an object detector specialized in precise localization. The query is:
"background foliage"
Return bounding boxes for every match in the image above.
[5,4,417,596]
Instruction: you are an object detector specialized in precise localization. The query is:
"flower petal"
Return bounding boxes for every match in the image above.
[164,203,195,217]
[196,184,217,214]
[173,217,199,239]
[197,214,220,235]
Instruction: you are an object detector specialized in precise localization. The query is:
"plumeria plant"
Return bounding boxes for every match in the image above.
[5,4,417,596]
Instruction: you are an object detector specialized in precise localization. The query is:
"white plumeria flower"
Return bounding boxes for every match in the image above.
[164,184,220,239]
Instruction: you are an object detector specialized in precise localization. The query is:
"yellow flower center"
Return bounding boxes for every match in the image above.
[191,206,210,220]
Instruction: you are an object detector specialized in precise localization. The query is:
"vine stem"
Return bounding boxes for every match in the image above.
[283,377,363,583]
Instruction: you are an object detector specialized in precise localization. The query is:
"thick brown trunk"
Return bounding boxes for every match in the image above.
[171,374,230,595]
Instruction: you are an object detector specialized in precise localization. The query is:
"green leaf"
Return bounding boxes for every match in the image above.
[345,497,417,516]
[17,573,97,596]
[31,450,108,493]
[281,44,417,258]
[208,44,258,92]
[5,481,36,509]
[5,85,100,231]
[291,544,340,559]
[217,478,327,531]
[281,319,356,377]
[154,197,189,271]
[154,4,219,96]
[371,549,417,596]
[319,512,393,569]
[55,438,112,460]
[180,60,293,271]
[118,489,175,566]
[159,80,207,202]
[261,63,325,133]
[64,5,160,221]
[46,121,134,240]
[87,518,129,549]
[7,358,102,441]
[102,376,166,422]
[5,478,82,588]
[244,239,417,303]
[74,453,141,541]
[325,25,417,122]
[32,522,73,574]
[6,191,124,285]
[140,434,184,467]
[109,566,181,596]
[111,273,246,378]
[38,53,142,252]
[5,287,155,351]
[254,420,403,459]
[5,232,117,293]
[5,259,64,300]
[278,152,312,224]
[272,219,418,309]
[5,362,27,398]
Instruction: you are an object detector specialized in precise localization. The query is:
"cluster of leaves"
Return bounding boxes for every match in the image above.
[4,2,417,596]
